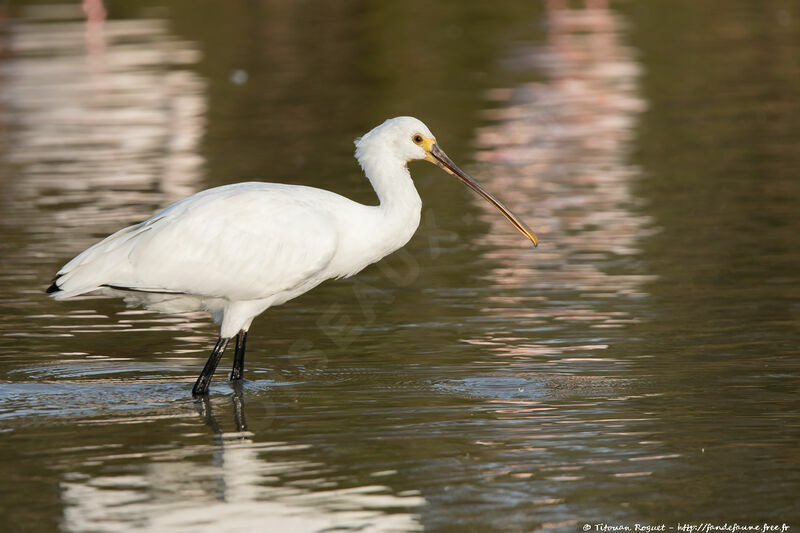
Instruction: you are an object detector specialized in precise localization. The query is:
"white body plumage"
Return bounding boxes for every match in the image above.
[51,118,424,338]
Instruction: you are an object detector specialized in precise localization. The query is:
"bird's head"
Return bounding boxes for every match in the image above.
[355,116,437,163]
[355,116,538,247]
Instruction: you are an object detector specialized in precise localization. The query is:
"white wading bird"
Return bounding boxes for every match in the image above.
[47,117,538,395]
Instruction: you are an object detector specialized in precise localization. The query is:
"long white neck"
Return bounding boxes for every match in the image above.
[356,144,422,257]
[358,145,420,209]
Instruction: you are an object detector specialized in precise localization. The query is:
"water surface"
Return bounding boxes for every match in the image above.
[0,1,798,531]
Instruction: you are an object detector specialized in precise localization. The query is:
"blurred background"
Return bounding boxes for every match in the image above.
[0,0,798,531]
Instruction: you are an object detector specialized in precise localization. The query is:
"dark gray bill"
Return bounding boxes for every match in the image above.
[430,143,538,247]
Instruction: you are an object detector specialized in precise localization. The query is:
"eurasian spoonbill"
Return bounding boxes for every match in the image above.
[47,117,538,395]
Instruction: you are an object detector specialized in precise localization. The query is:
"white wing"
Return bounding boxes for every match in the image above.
[52,182,341,303]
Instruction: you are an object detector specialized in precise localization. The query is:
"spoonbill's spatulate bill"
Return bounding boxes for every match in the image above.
[47,117,538,395]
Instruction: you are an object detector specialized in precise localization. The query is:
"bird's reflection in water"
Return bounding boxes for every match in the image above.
[196,383,258,439]
[194,381,284,443]
[171,387,427,533]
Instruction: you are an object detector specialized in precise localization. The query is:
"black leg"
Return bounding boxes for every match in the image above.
[230,330,247,381]
[192,337,229,396]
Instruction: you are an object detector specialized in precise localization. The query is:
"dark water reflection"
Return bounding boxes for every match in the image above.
[1,1,798,532]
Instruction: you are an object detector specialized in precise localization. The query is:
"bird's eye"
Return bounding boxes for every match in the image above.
[413,134,424,145]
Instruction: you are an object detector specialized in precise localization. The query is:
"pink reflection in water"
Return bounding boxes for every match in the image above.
[1,5,209,348]
[3,6,206,251]
[463,3,654,362]
[82,0,106,23]
[82,0,107,71]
